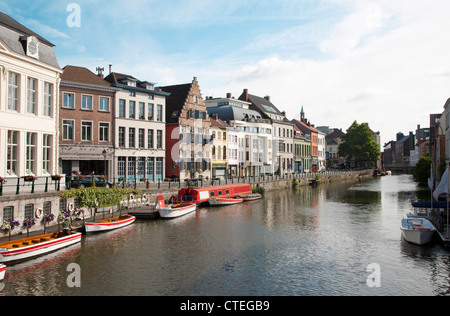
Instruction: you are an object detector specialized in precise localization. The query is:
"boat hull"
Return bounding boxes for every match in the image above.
[85,215,136,233]
[159,204,196,219]
[401,218,436,245]
[0,233,82,264]
[237,194,262,201]
[0,264,6,280]
[208,198,244,206]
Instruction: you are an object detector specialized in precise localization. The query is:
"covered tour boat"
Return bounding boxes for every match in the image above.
[0,264,6,280]
[156,195,197,219]
[0,232,82,264]
[178,183,252,206]
[85,215,136,233]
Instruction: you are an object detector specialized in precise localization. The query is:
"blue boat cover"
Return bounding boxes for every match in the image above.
[412,201,450,208]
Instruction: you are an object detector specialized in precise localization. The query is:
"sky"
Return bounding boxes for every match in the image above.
[2,0,450,146]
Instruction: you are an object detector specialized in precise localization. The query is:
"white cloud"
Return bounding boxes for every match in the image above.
[218,0,450,145]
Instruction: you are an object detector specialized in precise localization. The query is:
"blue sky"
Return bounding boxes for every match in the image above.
[2,0,450,145]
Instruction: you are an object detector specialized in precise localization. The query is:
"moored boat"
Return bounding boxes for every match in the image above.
[401,218,436,245]
[0,232,82,264]
[85,215,136,233]
[179,183,252,206]
[0,264,6,280]
[155,195,196,219]
[208,197,244,206]
[236,193,262,201]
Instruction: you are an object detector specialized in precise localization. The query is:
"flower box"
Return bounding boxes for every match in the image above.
[22,175,36,182]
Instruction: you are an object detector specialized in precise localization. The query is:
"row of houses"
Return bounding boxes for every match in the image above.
[0,11,377,184]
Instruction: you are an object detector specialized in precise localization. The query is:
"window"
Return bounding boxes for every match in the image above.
[119,127,125,147]
[139,102,145,120]
[43,201,51,217]
[7,131,18,176]
[128,157,136,180]
[148,103,154,120]
[148,130,154,149]
[147,158,154,181]
[129,128,135,148]
[62,120,74,140]
[43,134,52,174]
[99,123,109,142]
[157,130,162,149]
[3,206,14,223]
[81,121,92,141]
[157,104,163,122]
[44,82,53,117]
[138,157,146,179]
[63,93,74,109]
[139,129,145,148]
[26,132,36,175]
[118,157,126,178]
[81,95,92,110]
[156,158,163,181]
[8,72,19,111]
[129,101,135,119]
[27,78,37,114]
[210,191,215,197]
[24,204,34,219]
[99,97,110,112]
[119,99,126,118]
[218,191,223,196]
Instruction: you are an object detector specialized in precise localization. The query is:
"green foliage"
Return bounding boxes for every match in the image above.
[413,157,432,185]
[60,187,141,208]
[338,121,380,166]
[252,186,265,196]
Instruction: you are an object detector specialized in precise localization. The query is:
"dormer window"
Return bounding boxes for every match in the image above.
[127,81,136,87]
[21,36,39,59]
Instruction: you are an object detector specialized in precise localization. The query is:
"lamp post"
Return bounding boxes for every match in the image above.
[102,149,107,181]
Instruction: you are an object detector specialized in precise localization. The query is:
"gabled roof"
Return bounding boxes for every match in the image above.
[104,72,170,97]
[0,11,60,68]
[210,117,231,129]
[247,94,284,116]
[160,83,193,124]
[61,66,112,87]
[292,119,320,134]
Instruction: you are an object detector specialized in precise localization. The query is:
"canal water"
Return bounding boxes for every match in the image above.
[1,175,450,296]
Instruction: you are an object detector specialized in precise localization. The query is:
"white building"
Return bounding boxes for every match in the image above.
[0,12,62,179]
[104,72,170,182]
[205,95,273,177]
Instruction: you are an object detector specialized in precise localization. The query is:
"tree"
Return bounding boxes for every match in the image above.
[338,121,380,168]
[413,157,431,185]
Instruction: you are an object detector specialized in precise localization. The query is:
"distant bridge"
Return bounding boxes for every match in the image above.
[384,164,415,175]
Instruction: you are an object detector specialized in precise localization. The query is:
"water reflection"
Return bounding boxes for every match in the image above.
[2,175,450,296]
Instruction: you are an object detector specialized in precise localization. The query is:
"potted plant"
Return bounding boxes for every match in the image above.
[22,175,36,182]
[51,175,62,181]
[1,220,20,240]
[0,177,6,184]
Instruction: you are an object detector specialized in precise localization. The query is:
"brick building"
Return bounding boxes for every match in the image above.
[59,66,118,178]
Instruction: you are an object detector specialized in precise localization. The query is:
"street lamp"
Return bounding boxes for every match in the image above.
[102,149,107,181]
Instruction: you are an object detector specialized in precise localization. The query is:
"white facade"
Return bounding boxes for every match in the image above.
[113,86,168,182]
[0,33,61,179]
[317,131,326,171]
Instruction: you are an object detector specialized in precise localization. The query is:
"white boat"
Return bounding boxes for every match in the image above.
[0,232,82,264]
[155,195,196,219]
[401,218,436,245]
[236,193,262,201]
[85,215,136,233]
[208,197,244,206]
[0,264,6,280]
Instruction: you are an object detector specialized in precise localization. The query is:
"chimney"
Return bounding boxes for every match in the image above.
[109,64,112,74]
[96,67,105,79]
[264,95,271,102]
[226,92,232,99]
[243,89,249,102]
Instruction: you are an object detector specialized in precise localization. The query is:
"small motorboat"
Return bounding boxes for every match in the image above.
[401,218,436,245]
[0,232,82,264]
[85,215,136,233]
[236,193,262,201]
[208,197,244,206]
[0,264,6,280]
[155,195,197,219]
